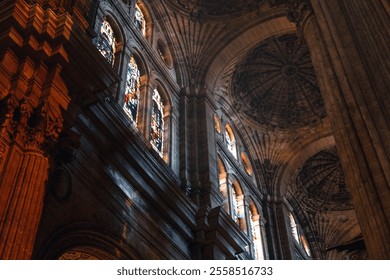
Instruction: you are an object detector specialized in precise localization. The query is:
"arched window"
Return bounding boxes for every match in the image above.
[231,187,239,223]
[123,56,141,125]
[96,19,116,66]
[231,181,246,231]
[150,89,164,156]
[135,4,146,37]
[217,158,246,230]
[225,124,237,159]
[249,202,265,260]
[289,212,311,257]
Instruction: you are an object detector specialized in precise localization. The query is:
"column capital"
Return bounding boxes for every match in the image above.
[286,0,314,30]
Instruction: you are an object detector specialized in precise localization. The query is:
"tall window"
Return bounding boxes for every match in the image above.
[96,20,116,66]
[231,187,239,224]
[249,204,265,260]
[225,124,237,159]
[135,4,146,37]
[123,56,140,124]
[231,182,246,230]
[150,89,164,156]
[289,212,311,257]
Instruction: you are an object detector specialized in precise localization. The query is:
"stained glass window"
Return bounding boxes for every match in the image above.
[135,4,146,37]
[123,56,140,124]
[96,20,116,66]
[151,89,164,156]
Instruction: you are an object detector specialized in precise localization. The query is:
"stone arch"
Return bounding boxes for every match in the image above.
[33,223,139,260]
[205,16,296,92]
[276,134,336,198]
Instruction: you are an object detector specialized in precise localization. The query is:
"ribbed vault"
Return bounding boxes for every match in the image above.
[233,33,326,129]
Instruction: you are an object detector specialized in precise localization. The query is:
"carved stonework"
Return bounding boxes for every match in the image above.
[233,33,325,129]
[0,0,71,260]
[254,159,278,193]
[286,0,313,29]
[295,147,353,211]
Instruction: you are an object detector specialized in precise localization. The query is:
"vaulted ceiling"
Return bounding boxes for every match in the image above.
[150,0,363,258]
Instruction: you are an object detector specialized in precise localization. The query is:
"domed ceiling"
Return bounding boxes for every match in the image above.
[166,0,264,18]
[296,147,353,211]
[233,33,327,129]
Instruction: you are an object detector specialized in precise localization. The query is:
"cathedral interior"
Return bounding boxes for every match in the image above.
[0,0,389,260]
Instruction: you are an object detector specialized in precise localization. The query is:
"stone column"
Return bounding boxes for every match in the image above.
[287,0,390,259]
[0,147,49,259]
[0,1,71,259]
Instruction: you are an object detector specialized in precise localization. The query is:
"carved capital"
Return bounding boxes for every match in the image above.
[286,0,313,28]
[21,101,64,150]
[0,95,19,141]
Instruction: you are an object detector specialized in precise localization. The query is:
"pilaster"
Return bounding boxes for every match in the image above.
[287,0,390,259]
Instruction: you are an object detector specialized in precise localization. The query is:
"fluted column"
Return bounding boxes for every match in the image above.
[0,148,49,259]
[287,0,390,259]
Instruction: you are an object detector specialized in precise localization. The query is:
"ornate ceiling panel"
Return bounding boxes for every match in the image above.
[296,147,353,211]
[233,33,326,129]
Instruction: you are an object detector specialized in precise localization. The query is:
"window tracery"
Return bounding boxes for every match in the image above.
[96,20,116,66]
[123,56,141,124]
[151,89,164,156]
[135,4,146,37]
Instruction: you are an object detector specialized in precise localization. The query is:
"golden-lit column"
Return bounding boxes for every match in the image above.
[0,148,49,259]
[286,0,390,259]
[0,64,65,259]
[0,0,70,259]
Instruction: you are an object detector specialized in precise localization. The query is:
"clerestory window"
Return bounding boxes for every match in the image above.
[135,4,146,37]
[123,56,141,125]
[96,20,116,66]
[150,89,164,156]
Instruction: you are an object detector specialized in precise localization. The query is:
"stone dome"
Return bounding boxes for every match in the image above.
[233,33,327,129]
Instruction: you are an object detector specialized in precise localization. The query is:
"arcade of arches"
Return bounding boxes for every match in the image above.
[0,0,389,260]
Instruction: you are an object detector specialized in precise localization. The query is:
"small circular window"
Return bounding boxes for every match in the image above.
[241,152,253,175]
[157,40,173,68]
